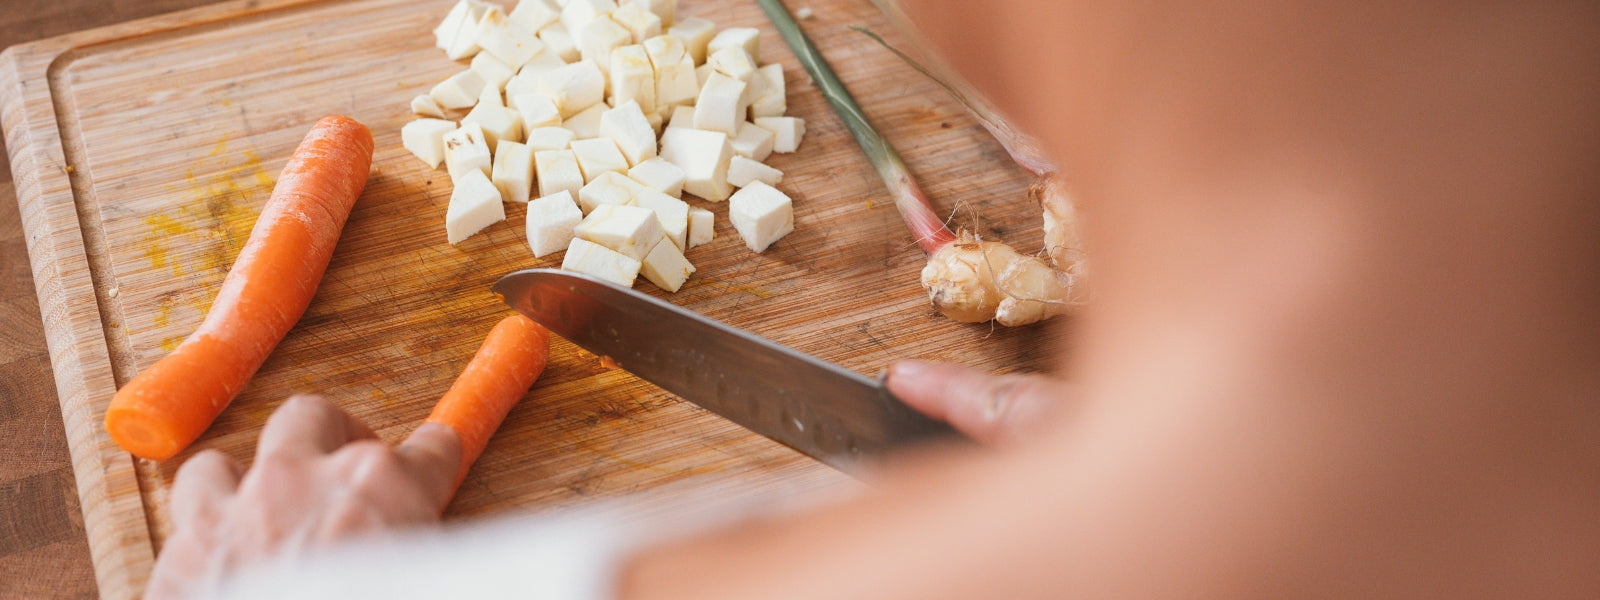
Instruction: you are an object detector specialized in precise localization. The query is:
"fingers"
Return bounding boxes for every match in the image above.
[887,360,1064,445]
[397,423,464,512]
[169,449,243,530]
[256,394,378,458]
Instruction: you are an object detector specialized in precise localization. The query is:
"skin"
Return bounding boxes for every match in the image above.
[152,0,1598,597]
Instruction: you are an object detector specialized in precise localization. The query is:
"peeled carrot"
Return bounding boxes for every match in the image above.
[425,314,550,490]
[105,116,374,460]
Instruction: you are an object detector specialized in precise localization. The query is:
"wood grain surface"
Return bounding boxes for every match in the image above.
[0,0,1062,598]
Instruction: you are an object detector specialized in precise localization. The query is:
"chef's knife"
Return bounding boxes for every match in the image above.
[492,268,956,472]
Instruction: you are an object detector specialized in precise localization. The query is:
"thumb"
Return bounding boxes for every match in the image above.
[886,360,1064,446]
[398,422,464,513]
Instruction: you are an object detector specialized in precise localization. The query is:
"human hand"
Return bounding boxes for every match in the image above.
[886,360,1067,446]
[145,395,462,600]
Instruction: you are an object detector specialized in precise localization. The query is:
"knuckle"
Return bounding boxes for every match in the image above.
[335,441,404,486]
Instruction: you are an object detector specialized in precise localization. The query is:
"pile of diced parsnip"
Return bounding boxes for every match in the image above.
[402,0,808,293]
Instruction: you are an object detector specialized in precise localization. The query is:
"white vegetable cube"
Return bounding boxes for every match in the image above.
[754,116,805,153]
[526,190,583,257]
[509,0,560,32]
[492,141,535,203]
[666,105,696,129]
[443,122,494,181]
[730,122,775,161]
[561,237,641,286]
[479,81,505,108]
[560,0,618,43]
[668,16,715,64]
[563,102,607,139]
[476,8,546,67]
[695,63,712,88]
[608,45,657,115]
[646,109,664,135]
[599,100,657,166]
[469,52,516,97]
[517,50,568,80]
[430,69,488,110]
[577,171,644,214]
[402,119,456,170]
[644,37,699,109]
[575,204,664,260]
[707,46,757,83]
[411,94,445,119]
[687,206,714,248]
[505,73,539,109]
[659,127,733,201]
[609,2,661,43]
[640,237,695,292]
[628,158,686,197]
[624,0,675,28]
[570,137,630,183]
[441,0,493,60]
[462,100,521,153]
[446,170,507,244]
[707,27,760,63]
[537,23,580,62]
[579,17,632,75]
[534,60,605,117]
[727,155,782,188]
[513,93,563,130]
[728,181,794,253]
[536,149,585,199]
[633,188,689,250]
[435,0,487,50]
[525,126,576,152]
[693,73,747,135]
[750,64,786,118]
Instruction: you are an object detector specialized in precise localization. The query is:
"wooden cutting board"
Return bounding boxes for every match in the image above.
[0,0,1060,597]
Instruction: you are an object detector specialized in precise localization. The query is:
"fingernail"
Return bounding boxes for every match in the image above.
[890,360,930,379]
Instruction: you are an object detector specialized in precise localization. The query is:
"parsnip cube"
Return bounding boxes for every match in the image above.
[504,73,538,108]
[579,17,632,75]
[667,16,715,64]
[609,2,661,43]
[693,73,747,135]
[727,181,794,253]
[577,171,644,214]
[537,23,581,62]
[695,63,712,88]
[526,190,583,257]
[687,206,714,248]
[470,46,516,92]
[730,122,775,162]
[402,118,457,170]
[513,93,563,130]
[644,36,699,108]
[510,0,560,33]
[525,126,576,151]
[563,102,607,139]
[430,69,489,110]
[608,45,657,116]
[411,94,446,119]
[754,116,805,153]
[478,82,505,108]
[492,141,535,203]
[727,155,782,188]
[750,64,786,118]
[659,127,733,201]
[441,0,494,60]
[646,109,664,135]
[536,149,585,199]
[561,0,618,44]
[639,237,695,292]
[561,237,641,286]
[628,158,686,197]
[666,105,696,129]
[517,50,568,81]
[576,204,664,260]
[435,0,488,51]
[707,27,760,63]
[444,122,493,181]
[633,188,689,250]
[446,170,507,244]
[707,46,757,83]
[534,60,605,117]
[477,8,546,67]
[623,0,675,28]
[599,100,657,166]
[462,100,521,153]
[571,137,630,183]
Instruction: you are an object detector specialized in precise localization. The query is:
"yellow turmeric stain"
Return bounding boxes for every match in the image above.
[732,285,774,299]
[143,145,274,281]
[159,336,182,352]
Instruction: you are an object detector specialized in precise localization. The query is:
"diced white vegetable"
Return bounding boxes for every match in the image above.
[646,109,664,135]
[561,0,617,44]
[481,81,506,108]
[509,0,560,33]
[411,94,446,118]
[659,127,733,201]
[640,237,695,292]
[513,93,563,130]
[668,16,715,64]
[623,0,674,28]
[402,118,457,169]
[430,69,489,110]
[579,17,632,76]
[692,73,747,135]
[643,36,698,109]
[504,73,538,108]
[599,100,657,166]
[608,45,657,115]
[526,190,583,257]
[446,169,507,244]
[666,105,696,129]
[570,137,630,183]
[609,2,661,44]
[518,50,568,81]
[442,0,494,60]
[561,237,641,286]
[633,188,689,250]
[443,122,493,181]
[563,102,607,139]
[434,0,484,51]
[754,116,805,153]
[687,206,714,248]
[577,170,643,214]
[707,27,760,63]
[477,8,545,67]
[628,158,685,197]
[575,204,664,260]
[750,63,786,118]
[462,100,521,153]
[707,46,757,83]
[727,155,782,188]
[727,181,793,253]
[536,149,585,199]
[537,23,580,62]
[534,60,605,117]
[525,126,577,151]
[730,122,775,162]
[492,141,535,203]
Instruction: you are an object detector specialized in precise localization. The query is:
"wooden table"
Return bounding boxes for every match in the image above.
[0,4,226,598]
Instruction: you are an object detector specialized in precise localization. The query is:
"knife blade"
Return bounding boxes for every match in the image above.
[492,268,956,472]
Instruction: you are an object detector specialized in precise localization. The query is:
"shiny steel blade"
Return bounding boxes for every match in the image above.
[492,268,956,471]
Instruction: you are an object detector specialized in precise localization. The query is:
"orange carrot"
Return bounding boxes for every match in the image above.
[425,314,550,489]
[105,116,374,460]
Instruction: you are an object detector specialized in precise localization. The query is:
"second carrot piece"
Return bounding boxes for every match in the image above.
[425,314,551,491]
